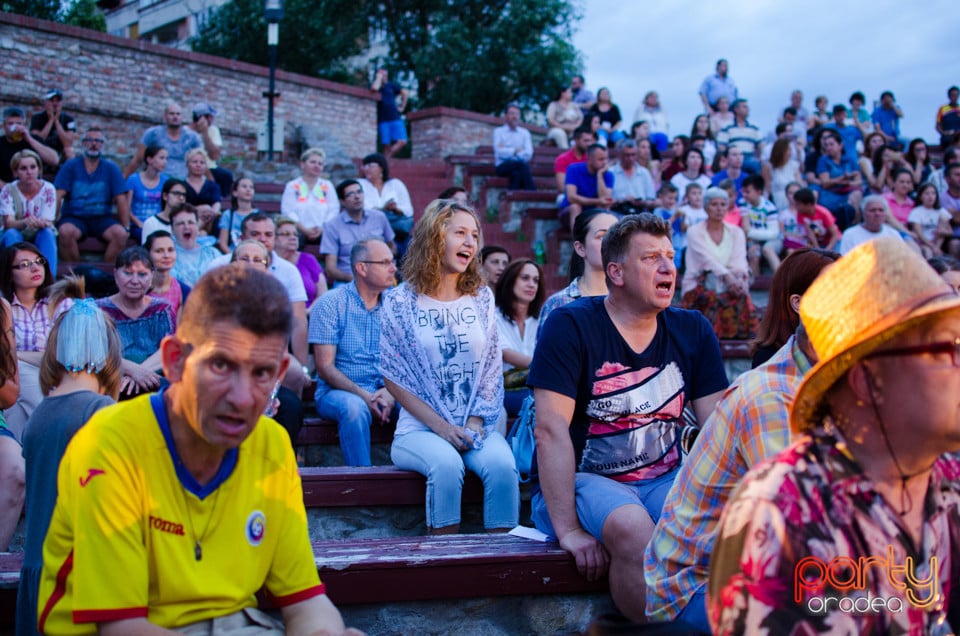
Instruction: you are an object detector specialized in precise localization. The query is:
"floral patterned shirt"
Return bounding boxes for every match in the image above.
[709,425,960,635]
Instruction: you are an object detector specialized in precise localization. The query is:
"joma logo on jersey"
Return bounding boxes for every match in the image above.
[149,515,185,536]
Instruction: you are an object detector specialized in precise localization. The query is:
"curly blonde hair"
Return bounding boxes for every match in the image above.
[401,200,484,297]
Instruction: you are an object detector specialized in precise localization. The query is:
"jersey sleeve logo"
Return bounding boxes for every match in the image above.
[79,468,106,487]
[246,510,266,547]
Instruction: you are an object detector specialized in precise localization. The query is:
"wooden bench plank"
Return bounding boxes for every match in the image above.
[296,417,395,447]
[311,534,607,605]
[299,466,482,508]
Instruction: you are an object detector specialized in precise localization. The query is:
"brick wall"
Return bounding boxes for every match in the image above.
[407,107,547,159]
[0,12,378,173]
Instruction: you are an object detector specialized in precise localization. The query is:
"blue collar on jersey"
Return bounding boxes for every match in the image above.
[150,388,239,500]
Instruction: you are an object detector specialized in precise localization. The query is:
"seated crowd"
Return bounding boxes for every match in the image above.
[0,73,959,635]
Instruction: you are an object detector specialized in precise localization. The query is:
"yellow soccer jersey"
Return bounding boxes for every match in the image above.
[38,391,323,634]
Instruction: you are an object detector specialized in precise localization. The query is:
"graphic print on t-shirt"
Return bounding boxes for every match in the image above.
[417,302,480,418]
[579,360,685,482]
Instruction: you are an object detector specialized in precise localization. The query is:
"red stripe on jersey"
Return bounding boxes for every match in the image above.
[269,584,327,607]
[73,607,149,623]
[38,550,73,633]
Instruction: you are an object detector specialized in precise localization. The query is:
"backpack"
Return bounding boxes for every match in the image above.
[507,394,536,482]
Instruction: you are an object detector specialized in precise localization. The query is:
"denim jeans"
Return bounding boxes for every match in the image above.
[315,389,371,466]
[391,429,519,529]
[4,227,57,277]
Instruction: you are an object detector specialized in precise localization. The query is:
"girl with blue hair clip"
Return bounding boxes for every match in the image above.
[16,299,123,635]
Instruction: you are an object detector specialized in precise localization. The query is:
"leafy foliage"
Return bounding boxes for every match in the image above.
[62,0,106,32]
[1,0,106,32]
[191,0,370,84]
[372,0,583,114]
[0,0,60,21]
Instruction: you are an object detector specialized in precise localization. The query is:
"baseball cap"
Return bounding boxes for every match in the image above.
[44,88,63,101]
[192,102,218,117]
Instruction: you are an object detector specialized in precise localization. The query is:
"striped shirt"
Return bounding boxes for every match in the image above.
[716,121,763,156]
[644,335,812,621]
[11,296,72,352]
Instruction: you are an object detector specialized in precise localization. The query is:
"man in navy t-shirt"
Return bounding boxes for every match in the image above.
[371,68,408,158]
[528,213,728,622]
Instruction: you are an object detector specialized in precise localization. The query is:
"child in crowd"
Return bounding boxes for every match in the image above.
[679,182,707,227]
[908,182,952,257]
[217,176,259,254]
[17,300,123,635]
[739,174,782,276]
[652,183,684,268]
[794,186,840,251]
[779,183,809,253]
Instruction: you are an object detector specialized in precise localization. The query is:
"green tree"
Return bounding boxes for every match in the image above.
[372,0,583,114]
[61,0,106,32]
[192,0,370,84]
[0,0,61,21]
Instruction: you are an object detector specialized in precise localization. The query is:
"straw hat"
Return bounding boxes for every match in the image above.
[791,237,960,433]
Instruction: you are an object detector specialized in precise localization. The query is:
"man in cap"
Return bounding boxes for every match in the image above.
[0,106,59,186]
[189,102,233,198]
[709,237,960,633]
[30,87,76,179]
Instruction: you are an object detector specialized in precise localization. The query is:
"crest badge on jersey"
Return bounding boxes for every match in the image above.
[246,510,266,547]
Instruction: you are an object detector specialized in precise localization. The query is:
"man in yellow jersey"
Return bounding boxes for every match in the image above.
[37,265,362,635]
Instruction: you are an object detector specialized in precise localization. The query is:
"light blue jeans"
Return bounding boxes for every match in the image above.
[315,389,371,466]
[4,227,57,277]
[391,429,519,530]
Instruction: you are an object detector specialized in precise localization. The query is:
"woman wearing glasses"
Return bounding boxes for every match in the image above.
[231,239,271,270]
[96,247,175,398]
[140,179,188,243]
[274,216,327,307]
[1,243,79,439]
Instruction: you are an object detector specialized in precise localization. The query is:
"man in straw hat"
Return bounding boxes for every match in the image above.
[708,236,960,634]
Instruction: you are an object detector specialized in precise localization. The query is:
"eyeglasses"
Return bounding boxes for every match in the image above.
[168,190,187,197]
[236,256,269,266]
[867,338,960,368]
[82,138,105,145]
[276,231,298,238]
[361,259,395,267]
[344,190,363,198]
[12,257,46,270]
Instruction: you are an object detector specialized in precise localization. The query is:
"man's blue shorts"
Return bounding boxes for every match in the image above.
[57,214,121,240]
[378,119,407,144]
[531,467,679,541]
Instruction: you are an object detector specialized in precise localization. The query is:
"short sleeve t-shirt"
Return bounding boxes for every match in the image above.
[528,298,728,484]
[798,206,837,247]
[395,294,490,435]
[560,163,614,208]
[54,157,128,218]
[37,391,324,633]
[141,126,202,179]
[126,172,169,223]
[908,206,951,243]
[377,82,403,122]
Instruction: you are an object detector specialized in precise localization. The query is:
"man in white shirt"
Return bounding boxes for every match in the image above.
[610,140,657,214]
[493,103,535,191]
[205,212,309,368]
[839,194,904,254]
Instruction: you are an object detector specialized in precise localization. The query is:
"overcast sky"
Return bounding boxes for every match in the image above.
[572,0,958,143]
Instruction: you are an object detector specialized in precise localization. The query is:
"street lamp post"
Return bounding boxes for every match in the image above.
[264,0,284,161]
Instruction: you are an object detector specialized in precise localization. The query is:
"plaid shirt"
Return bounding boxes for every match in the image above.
[11,296,72,352]
[308,282,383,401]
[644,336,811,621]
